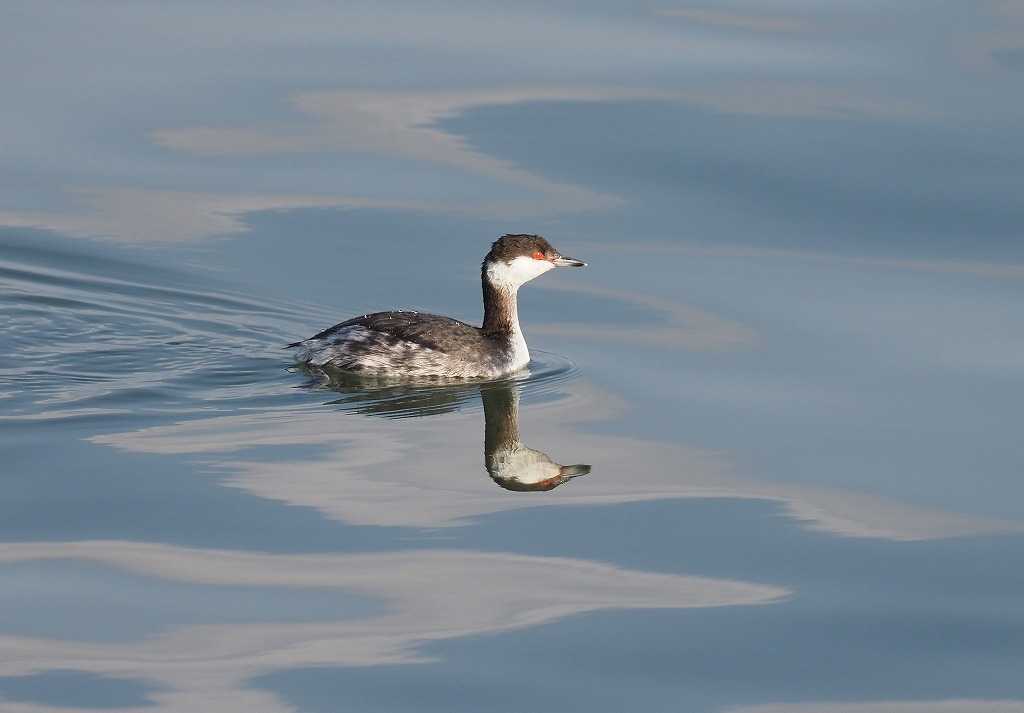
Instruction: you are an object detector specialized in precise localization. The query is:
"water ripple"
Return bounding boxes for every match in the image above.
[0,249,302,421]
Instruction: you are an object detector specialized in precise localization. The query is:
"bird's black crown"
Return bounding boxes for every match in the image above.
[485,234,555,264]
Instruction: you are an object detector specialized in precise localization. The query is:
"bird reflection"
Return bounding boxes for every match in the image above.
[481,382,590,492]
[302,366,590,491]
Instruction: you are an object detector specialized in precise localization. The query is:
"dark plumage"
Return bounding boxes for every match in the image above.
[483,234,555,265]
[301,312,477,353]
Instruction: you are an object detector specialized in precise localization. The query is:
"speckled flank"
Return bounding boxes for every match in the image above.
[295,319,516,378]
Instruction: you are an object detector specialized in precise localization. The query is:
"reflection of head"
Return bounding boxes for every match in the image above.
[482,383,590,492]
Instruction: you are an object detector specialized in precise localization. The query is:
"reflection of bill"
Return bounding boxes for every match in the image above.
[483,382,590,492]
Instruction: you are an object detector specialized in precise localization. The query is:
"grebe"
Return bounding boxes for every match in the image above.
[289,234,586,378]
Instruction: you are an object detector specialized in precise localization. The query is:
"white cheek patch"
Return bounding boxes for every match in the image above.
[487,255,553,288]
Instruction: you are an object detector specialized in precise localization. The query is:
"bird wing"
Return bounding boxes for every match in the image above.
[298,311,482,353]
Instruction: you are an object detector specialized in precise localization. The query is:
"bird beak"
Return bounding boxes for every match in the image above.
[553,255,587,267]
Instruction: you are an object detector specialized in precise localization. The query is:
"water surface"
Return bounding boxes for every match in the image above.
[3,2,1024,712]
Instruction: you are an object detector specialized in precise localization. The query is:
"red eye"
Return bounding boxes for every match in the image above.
[531,251,546,260]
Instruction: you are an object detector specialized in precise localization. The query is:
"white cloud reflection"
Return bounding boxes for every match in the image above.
[153,83,926,165]
[89,382,1022,541]
[0,540,785,713]
[0,189,417,243]
[151,87,677,213]
[4,80,928,244]
[2,0,1018,248]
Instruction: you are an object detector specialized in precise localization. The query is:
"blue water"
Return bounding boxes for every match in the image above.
[3,3,1024,712]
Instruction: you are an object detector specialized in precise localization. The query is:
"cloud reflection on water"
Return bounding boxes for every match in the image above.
[0,541,785,713]
[3,2,1024,709]
[89,378,1021,541]
[0,189,437,244]
[0,78,938,244]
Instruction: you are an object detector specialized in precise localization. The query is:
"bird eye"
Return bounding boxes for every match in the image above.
[531,251,546,260]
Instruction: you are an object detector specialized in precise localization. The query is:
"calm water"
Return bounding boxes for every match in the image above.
[3,3,1024,712]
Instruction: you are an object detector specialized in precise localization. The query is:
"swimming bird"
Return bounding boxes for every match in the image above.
[289,234,586,378]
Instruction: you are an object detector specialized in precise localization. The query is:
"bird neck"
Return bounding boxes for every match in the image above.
[481,271,522,337]
[483,385,521,464]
